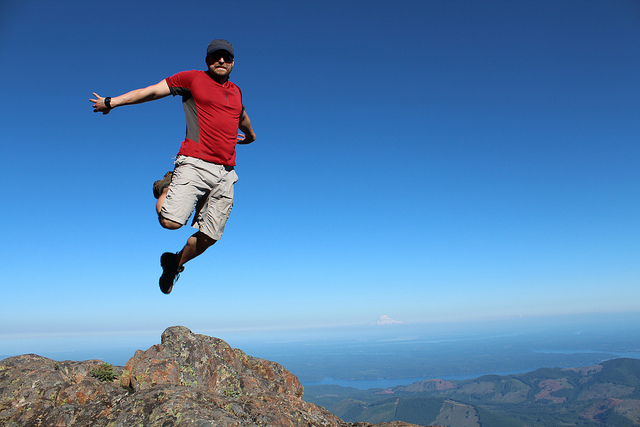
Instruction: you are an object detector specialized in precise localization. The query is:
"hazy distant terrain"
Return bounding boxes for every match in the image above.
[238,313,640,386]
[304,358,640,426]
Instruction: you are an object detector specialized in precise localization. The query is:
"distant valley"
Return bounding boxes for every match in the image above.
[304,357,640,426]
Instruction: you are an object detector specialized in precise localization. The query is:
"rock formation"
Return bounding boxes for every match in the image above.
[0,326,427,426]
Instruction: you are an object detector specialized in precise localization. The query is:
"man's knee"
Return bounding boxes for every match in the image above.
[196,231,217,248]
[158,215,183,230]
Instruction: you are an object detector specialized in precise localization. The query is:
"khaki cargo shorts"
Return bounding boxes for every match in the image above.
[160,155,238,240]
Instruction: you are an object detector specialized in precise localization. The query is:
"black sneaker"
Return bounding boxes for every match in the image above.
[159,252,184,294]
[153,171,173,199]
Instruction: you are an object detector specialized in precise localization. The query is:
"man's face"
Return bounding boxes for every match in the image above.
[206,50,234,80]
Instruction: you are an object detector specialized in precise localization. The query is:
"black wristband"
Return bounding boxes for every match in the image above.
[104,97,112,109]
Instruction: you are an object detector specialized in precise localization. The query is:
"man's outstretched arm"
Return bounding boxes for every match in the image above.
[90,80,171,115]
[237,109,256,144]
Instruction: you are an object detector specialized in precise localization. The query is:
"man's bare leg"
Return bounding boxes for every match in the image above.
[156,187,168,214]
[158,221,215,294]
[177,231,216,266]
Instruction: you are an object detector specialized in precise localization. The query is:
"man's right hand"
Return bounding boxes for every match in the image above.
[90,93,111,115]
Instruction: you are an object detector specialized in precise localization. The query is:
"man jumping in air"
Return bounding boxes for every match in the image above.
[91,39,256,294]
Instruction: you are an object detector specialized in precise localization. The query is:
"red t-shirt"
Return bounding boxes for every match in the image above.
[166,70,243,166]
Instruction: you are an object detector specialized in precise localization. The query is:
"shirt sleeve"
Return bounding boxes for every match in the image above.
[166,70,197,97]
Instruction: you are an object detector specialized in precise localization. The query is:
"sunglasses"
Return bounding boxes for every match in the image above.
[208,51,234,62]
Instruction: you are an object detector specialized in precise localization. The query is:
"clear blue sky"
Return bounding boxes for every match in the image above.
[1,0,639,341]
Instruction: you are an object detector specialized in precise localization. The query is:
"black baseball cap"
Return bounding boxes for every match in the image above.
[207,39,234,59]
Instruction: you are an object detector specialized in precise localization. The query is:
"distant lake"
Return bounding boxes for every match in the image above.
[534,350,640,359]
[303,369,533,390]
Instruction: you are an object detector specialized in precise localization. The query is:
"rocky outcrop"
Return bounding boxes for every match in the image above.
[0,326,424,426]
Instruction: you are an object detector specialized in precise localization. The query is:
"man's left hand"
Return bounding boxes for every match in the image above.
[237,132,256,144]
